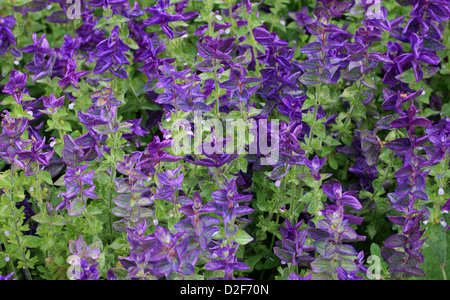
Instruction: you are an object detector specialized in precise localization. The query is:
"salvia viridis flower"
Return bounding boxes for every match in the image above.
[94,26,130,79]
[205,242,251,280]
[2,69,29,104]
[67,236,102,280]
[0,272,16,280]
[211,177,254,224]
[174,192,220,251]
[0,16,17,56]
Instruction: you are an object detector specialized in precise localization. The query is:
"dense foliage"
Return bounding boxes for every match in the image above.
[0,0,449,281]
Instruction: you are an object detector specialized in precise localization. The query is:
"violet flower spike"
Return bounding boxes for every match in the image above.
[304,155,327,181]
[0,16,17,56]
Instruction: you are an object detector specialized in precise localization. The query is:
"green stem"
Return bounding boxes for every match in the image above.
[343,81,361,132]
[8,171,33,280]
[290,180,296,221]
[32,164,44,213]
[213,59,220,117]
[442,264,447,280]
[108,132,118,239]
[306,82,322,154]
[1,232,17,279]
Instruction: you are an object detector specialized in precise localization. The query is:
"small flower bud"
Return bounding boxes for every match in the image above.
[46,202,54,215]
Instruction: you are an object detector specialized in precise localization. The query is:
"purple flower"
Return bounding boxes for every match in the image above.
[2,69,29,104]
[219,66,262,104]
[289,273,312,280]
[382,210,427,279]
[390,103,434,131]
[57,155,98,215]
[122,220,197,278]
[75,259,100,280]
[241,0,253,13]
[94,26,130,79]
[278,94,307,120]
[336,266,363,280]
[322,182,362,210]
[288,6,314,27]
[0,16,17,56]
[0,111,29,162]
[348,157,378,190]
[90,87,122,108]
[155,166,184,202]
[316,0,352,17]
[87,0,127,9]
[61,134,85,166]
[20,32,53,67]
[0,272,16,280]
[67,236,102,280]
[41,93,65,114]
[16,137,55,175]
[121,117,150,148]
[174,192,220,250]
[151,225,193,276]
[75,15,107,52]
[304,155,327,181]
[197,34,235,62]
[67,235,102,266]
[394,33,441,82]
[176,82,210,112]
[137,136,184,171]
[211,178,254,224]
[57,58,90,89]
[143,0,185,40]
[274,220,315,266]
[205,242,251,280]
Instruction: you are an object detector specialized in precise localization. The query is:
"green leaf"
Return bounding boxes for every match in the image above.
[23,235,40,248]
[361,76,377,90]
[51,215,68,226]
[328,155,338,170]
[359,189,373,199]
[68,198,86,216]
[370,243,382,258]
[87,203,103,215]
[421,224,447,279]
[41,171,53,185]
[53,175,65,186]
[312,123,326,139]
[32,213,51,224]
[233,229,254,245]
[13,0,33,6]
[395,69,416,84]
[20,94,35,101]
[310,258,330,273]
[299,71,320,85]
